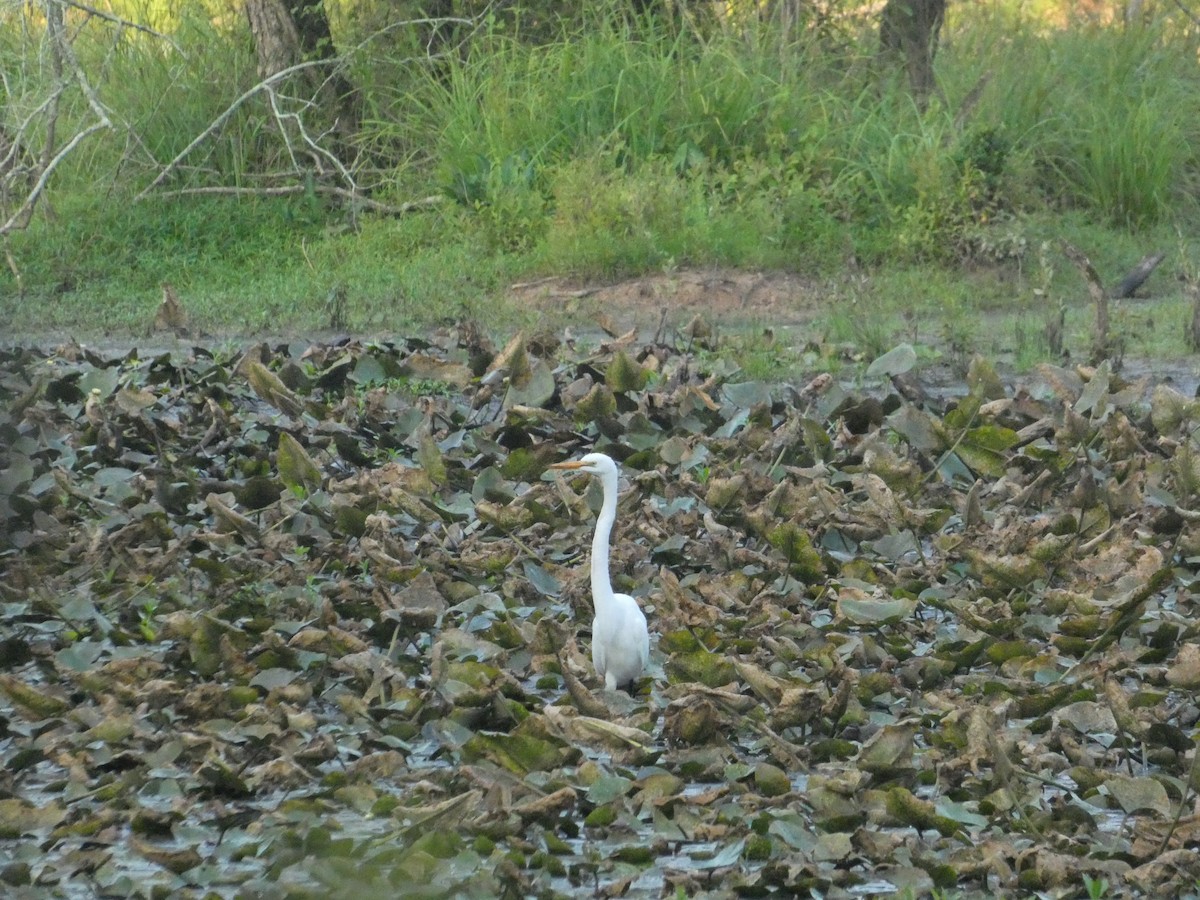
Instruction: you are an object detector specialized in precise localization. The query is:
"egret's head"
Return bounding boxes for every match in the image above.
[549,452,618,477]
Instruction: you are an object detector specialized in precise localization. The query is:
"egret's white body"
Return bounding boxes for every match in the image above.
[550,453,650,692]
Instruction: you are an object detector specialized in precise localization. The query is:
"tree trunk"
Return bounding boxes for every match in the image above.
[879,0,946,101]
[244,0,358,144]
[245,0,303,80]
[282,0,338,59]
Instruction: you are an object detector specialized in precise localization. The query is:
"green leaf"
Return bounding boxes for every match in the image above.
[767,524,823,581]
[277,432,322,496]
[1075,360,1111,415]
[504,359,555,409]
[866,344,916,378]
[418,432,447,486]
[837,594,916,625]
[605,351,647,393]
[250,668,298,690]
[586,775,632,804]
[522,561,561,597]
[1105,775,1171,817]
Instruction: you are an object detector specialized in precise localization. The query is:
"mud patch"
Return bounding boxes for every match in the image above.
[509,268,826,329]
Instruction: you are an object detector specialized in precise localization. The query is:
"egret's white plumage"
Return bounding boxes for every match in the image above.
[550,453,650,692]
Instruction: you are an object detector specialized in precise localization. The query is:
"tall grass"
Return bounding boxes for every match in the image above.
[394,4,1200,271]
[3,1,1200,337]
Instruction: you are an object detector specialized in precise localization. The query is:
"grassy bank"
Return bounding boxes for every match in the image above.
[2,2,1199,367]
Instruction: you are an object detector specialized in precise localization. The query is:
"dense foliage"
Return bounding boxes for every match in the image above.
[2,2,1200,335]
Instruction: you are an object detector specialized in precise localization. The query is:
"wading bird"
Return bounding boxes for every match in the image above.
[550,453,650,692]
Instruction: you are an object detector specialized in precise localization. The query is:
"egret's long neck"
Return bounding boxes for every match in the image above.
[590,468,619,617]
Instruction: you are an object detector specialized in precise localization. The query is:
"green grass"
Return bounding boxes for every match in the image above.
[2,1,1200,359]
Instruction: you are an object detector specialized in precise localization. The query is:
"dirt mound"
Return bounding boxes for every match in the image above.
[510,267,825,328]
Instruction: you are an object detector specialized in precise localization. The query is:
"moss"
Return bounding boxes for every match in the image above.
[744,833,773,861]
[666,650,737,688]
[753,762,791,798]
[612,845,653,865]
[584,805,617,827]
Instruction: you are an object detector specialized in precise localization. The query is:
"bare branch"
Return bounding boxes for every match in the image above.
[266,85,354,188]
[60,0,184,54]
[47,1,113,128]
[133,57,334,200]
[0,1,116,237]
[1172,0,1200,28]
[1,92,61,174]
[1,120,110,235]
[147,184,445,215]
[135,14,489,203]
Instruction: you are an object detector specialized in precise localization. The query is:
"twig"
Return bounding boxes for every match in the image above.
[1158,738,1200,854]
[133,57,335,200]
[264,86,307,175]
[1172,0,1200,28]
[2,120,109,235]
[265,85,354,187]
[135,14,486,202]
[47,2,113,128]
[60,0,184,54]
[1,1,120,236]
[146,184,444,214]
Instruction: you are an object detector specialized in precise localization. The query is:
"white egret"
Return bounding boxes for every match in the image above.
[550,453,650,692]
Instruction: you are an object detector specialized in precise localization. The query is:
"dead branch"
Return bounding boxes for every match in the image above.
[1111,251,1165,299]
[1059,240,1106,305]
[1,1,116,237]
[1060,240,1112,365]
[135,15,481,204]
[133,57,335,201]
[49,4,112,128]
[62,0,183,53]
[147,184,444,215]
[265,84,354,187]
[2,121,110,235]
[1172,0,1200,29]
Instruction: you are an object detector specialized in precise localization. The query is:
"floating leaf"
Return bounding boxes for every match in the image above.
[858,722,915,774]
[487,332,531,387]
[605,351,647,393]
[767,523,823,581]
[1075,361,1111,415]
[247,361,304,417]
[573,383,617,423]
[1165,643,1200,689]
[1150,384,1193,434]
[418,432,447,486]
[1105,775,1171,817]
[866,343,916,378]
[837,591,916,625]
[1053,702,1117,736]
[522,561,561,597]
[277,432,322,495]
[504,359,555,409]
[0,799,67,834]
[0,674,69,719]
[966,355,1006,401]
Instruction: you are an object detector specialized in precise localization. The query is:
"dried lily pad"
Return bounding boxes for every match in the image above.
[0,332,1194,896]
